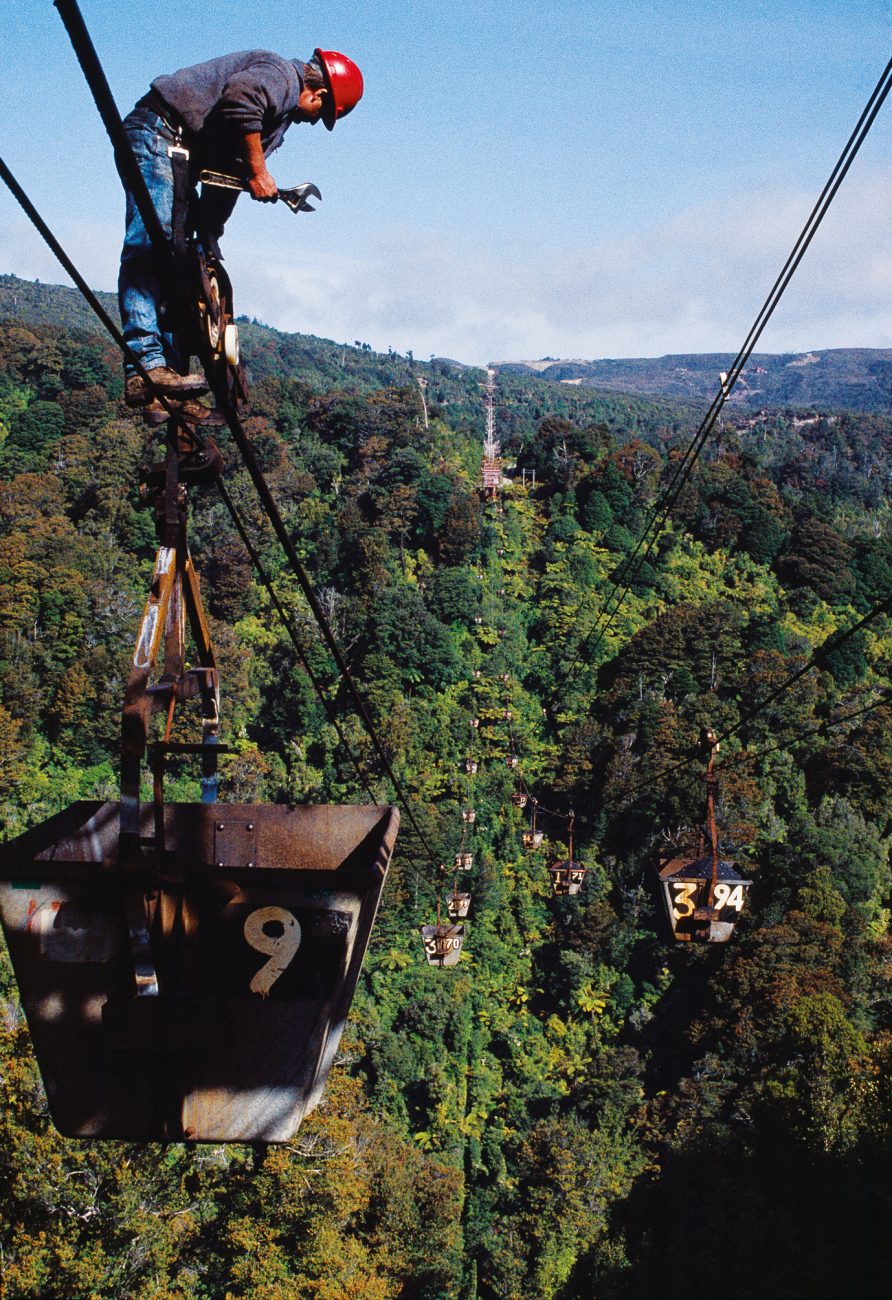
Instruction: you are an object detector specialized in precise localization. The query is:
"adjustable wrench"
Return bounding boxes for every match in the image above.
[198,170,322,214]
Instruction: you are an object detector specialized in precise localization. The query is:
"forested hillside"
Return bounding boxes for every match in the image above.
[1,292,892,1299]
[498,349,892,413]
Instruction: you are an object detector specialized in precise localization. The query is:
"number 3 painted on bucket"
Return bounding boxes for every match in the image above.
[244,907,301,996]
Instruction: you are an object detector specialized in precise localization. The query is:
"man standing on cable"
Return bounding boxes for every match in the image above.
[118,48,363,415]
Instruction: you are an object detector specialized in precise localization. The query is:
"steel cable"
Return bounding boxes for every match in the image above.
[52,0,450,886]
[1,152,445,897]
[213,480,381,803]
[553,54,892,703]
[23,6,892,901]
[503,52,892,768]
[607,593,892,805]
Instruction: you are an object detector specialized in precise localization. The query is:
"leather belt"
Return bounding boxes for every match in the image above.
[134,90,188,140]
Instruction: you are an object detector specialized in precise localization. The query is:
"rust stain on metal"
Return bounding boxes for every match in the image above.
[0,800,399,1143]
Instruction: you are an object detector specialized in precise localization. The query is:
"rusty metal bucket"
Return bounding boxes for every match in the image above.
[419,923,464,967]
[548,861,587,896]
[447,892,471,920]
[657,854,751,943]
[0,800,398,1142]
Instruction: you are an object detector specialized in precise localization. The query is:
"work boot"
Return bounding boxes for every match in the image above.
[125,366,209,407]
[143,398,224,427]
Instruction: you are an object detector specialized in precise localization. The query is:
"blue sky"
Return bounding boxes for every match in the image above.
[2,0,890,363]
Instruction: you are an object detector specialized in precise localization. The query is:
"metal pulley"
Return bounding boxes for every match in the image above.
[198,257,239,366]
[200,260,225,353]
[191,245,246,410]
[223,322,240,366]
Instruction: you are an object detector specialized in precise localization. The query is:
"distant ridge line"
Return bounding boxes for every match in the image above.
[2,273,888,413]
[495,348,892,413]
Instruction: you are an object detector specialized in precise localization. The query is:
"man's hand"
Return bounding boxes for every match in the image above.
[243,131,278,202]
[247,169,279,201]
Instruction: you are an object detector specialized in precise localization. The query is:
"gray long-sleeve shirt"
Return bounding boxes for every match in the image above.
[151,50,307,157]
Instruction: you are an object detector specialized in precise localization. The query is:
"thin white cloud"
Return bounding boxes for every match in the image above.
[0,209,120,301]
[218,162,892,364]
[3,164,889,366]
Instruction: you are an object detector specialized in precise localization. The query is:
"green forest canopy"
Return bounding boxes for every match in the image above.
[0,290,892,1297]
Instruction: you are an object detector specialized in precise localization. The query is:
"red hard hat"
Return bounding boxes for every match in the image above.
[314,49,364,130]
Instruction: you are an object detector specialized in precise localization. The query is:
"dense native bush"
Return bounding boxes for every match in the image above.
[0,297,891,1297]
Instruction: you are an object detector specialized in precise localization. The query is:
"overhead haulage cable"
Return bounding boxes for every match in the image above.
[0,154,382,802]
[54,0,170,263]
[217,403,446,872]
[51,0,449,888]
[620,682,892,811]
[212,481,382,806]
[0,156,188,428]
[715,590,892,749]
[748,687,892,765]
[211,485,448,919]
[0,159,444,900]
[553,53,892,704]
[613,589,892,804]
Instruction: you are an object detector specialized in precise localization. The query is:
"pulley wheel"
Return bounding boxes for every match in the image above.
[224,323,240,367]
[204,266,223,353]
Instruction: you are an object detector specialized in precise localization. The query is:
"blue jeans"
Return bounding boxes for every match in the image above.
[117,107,182,377]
